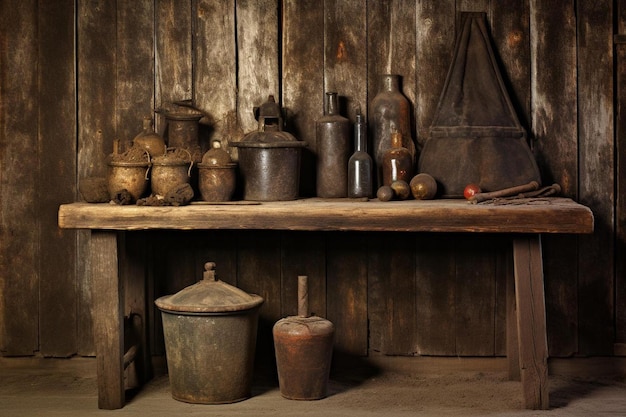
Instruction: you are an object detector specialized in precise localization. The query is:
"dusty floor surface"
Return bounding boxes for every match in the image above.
[1,355,626,417]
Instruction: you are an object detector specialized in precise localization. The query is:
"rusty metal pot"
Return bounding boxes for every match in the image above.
[197,140,237,201]
[273,275,334,400]
[155,262,264,404]
[231,95,307,201]
[150,148,192,196]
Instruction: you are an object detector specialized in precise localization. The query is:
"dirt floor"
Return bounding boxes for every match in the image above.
[1,355,626,417]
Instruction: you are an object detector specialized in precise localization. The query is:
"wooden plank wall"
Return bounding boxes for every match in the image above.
[0,0,618,359]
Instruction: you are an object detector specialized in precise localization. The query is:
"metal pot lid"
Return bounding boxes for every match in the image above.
[155,262,263,314]
[231,95,307,148]
[231,130,307,148]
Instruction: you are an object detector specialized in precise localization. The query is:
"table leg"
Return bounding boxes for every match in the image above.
[91,231,125,409]
[513,235,549,409]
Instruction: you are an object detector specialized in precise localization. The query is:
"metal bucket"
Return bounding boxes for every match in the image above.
[155,262,264,404]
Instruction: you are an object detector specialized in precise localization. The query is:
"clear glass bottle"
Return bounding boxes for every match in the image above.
[382,131,413,186]
[348,113,373,198]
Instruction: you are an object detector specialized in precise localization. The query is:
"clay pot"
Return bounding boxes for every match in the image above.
[150,149,192,196]
[197,140,237,202]
[107,160,150,202]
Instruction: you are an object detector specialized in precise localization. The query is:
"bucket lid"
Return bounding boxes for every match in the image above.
[155,262,264,314]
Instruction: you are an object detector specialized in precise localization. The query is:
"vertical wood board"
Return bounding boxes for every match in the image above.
[236,0,280,140]
[280,232,326,319]
[0,0,40,355]
[324,0,367,121]
[576,0,615,355]
[155,0,194,134]
[193,0,238,145]
[282,0,325,196]
[415,0,456,146]
[414,234,456,355]
[616,1,626,344]
[530,0,579,356]
[326,233,368,356]
[38,0,78,357]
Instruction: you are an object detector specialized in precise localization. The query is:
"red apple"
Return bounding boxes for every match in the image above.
[463,183,482,200]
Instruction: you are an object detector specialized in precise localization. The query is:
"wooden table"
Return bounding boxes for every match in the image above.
[58,197,593,410]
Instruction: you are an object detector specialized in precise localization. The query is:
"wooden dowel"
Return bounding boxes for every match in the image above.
[298,275,309,318]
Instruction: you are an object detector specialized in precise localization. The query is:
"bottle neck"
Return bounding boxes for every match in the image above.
[391,131,403,148]
[382,74,400,92]
[324,92,339,116]
[354,114,367,152]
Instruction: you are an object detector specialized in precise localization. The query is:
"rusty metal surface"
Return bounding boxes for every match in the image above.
[231,96,307,201]
[273,276,334,400]
[155,263,263,404]
[418,13,541,198]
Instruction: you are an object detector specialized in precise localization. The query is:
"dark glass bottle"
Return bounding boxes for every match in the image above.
[382,131,413,186]
[316,92,351,198]
[370,74,415,186]
[348,113,373,198]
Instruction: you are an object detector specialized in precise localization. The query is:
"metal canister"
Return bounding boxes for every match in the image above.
[155,262,264,404]
[230,95,307,201]
[273,275,334,400]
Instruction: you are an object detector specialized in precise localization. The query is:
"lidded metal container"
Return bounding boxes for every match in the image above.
[155,262,264,404]
[197,140,237,201]
[273,275,334,400]
[231,95,307,201]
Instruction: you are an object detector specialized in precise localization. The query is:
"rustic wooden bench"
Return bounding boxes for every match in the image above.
[58,197,593,410]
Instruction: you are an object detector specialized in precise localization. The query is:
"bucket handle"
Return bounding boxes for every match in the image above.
[143,150,151,180]
[165,147,194,177]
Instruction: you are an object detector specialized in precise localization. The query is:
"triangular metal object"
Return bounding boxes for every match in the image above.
[418,12,541,198]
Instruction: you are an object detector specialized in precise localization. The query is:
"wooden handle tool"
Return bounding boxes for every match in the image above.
[469,181,540,204]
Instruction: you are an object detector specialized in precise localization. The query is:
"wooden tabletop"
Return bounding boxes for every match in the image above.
[58,197,593,234]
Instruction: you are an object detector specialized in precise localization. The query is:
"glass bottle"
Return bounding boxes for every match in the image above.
[382,131,413,186]
[316,92,351,198]
[370,74,415,186]
[348,113,373,198]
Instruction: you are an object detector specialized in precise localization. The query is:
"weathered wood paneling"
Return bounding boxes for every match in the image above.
[0,0,622,360]
[282,0,325,196]
[194,0,238,146]
[236,0,280,137]
[576,0,615,355]
[616,0,626,349]
[38,0,78,357]
[530,0,579,357]
[0,0,40,356]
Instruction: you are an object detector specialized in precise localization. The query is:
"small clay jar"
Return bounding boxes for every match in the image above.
[197,140,237,202]
[107,145,151,202]
[133,116,166,157]
[150,148,192,196]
